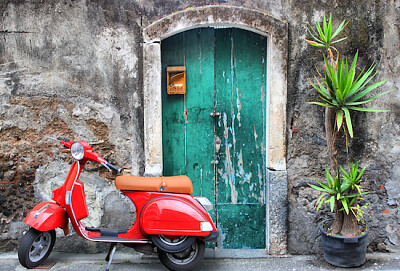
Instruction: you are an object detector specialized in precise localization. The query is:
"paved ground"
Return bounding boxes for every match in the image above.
[0,252,400,271]
[1,252,400,271]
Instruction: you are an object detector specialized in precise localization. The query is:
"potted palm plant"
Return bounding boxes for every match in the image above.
[306,15,391,267]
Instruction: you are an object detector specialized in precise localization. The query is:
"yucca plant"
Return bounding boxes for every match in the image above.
[310,51,391,139]
[306,15,390,237]
[310,162,367,236]
[306,14,347,49]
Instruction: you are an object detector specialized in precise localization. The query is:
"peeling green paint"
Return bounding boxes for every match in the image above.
[162,28,267,249]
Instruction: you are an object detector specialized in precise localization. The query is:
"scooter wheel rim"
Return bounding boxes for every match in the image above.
[28,232,52,262]
[159,235,188,246]
[166,241,199,265]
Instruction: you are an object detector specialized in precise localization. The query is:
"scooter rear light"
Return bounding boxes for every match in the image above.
[194,197,213,211]
[200,222,213,232]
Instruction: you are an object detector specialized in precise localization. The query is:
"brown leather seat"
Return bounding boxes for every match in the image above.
[115,175,193,194]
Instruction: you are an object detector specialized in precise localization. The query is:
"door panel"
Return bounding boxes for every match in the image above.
[162,28,267,249]
[215,29,267,248]
[162,33,186,176]
[184,29,216,202]
[162,29,216,213]
[217,204,266,249]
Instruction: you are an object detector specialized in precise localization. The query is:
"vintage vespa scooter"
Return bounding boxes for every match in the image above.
[18,138,218,271]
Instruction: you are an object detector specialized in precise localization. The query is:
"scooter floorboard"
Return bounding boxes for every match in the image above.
[86,227,128,236]
[88,236,150,243]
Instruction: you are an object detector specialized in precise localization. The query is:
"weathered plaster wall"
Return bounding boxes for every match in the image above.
[285,0,400,254]
[0,0,399,255]
[0,0,143,251]
[140,0,400,255]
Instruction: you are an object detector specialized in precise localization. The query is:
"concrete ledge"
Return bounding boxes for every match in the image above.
[207,248,268,258]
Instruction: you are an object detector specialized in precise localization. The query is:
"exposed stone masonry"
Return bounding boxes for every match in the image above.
[0,0,399,255]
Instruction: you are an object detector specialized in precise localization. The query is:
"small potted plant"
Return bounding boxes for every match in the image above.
[310,162,369,267]
[306,15,391,267]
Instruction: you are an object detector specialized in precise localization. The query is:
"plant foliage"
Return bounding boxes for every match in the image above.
[309,162,367,215]
[307,14,391,138]
[306,14,391,237]
[306,14,347,49]
[309,52,391,138]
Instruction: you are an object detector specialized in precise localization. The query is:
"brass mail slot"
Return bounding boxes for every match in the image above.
[167,66,186,95]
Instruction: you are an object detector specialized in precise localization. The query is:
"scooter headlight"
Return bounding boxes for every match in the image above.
[71,142,85,160]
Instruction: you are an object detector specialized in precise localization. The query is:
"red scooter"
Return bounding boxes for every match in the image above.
[18,138,218,271]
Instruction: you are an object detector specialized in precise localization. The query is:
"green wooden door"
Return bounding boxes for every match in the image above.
[162,28,267,249]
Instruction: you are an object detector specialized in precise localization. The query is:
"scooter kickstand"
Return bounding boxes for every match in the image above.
[105,243,117,271]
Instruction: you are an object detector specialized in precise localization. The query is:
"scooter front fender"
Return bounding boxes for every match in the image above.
[140,197,212,237]
[24,201,69,235]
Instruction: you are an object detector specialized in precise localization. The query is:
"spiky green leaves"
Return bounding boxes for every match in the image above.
[309,162,367,214]
[307,15,391,138]
[309,51,391,137]
[306,14,347,49]
[306,14,388,232]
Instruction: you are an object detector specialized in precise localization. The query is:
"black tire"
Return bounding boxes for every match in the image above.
[18,228,56,269]
[158,239,205,271]
[151,235,196,253]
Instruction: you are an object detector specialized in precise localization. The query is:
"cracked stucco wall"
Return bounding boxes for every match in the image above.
[0,0,143,252]
[0,0,399,255]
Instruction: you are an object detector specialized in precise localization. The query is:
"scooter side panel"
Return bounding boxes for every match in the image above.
[70,180,89,220]
[24,201,69,235]
[140,197,210,236]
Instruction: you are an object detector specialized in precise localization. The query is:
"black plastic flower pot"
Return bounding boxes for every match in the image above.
[320,219,368,268]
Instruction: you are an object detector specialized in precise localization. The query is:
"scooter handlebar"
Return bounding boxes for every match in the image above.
[104,162,122,173]
[55,137,122,173]
[57,137,71,142]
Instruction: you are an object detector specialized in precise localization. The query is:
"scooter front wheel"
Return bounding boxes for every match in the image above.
[18,228,56,269]
[151,235,196,253]
[158,239,205,271]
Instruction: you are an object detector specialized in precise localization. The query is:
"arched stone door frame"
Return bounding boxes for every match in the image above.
[142,5,288,255]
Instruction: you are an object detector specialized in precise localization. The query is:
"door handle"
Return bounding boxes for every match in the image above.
[210,112,221,118]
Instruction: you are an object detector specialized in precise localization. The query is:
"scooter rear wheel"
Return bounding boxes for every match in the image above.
[18,228,56,269]
[158,239,205,271]
[151,235,195,253]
